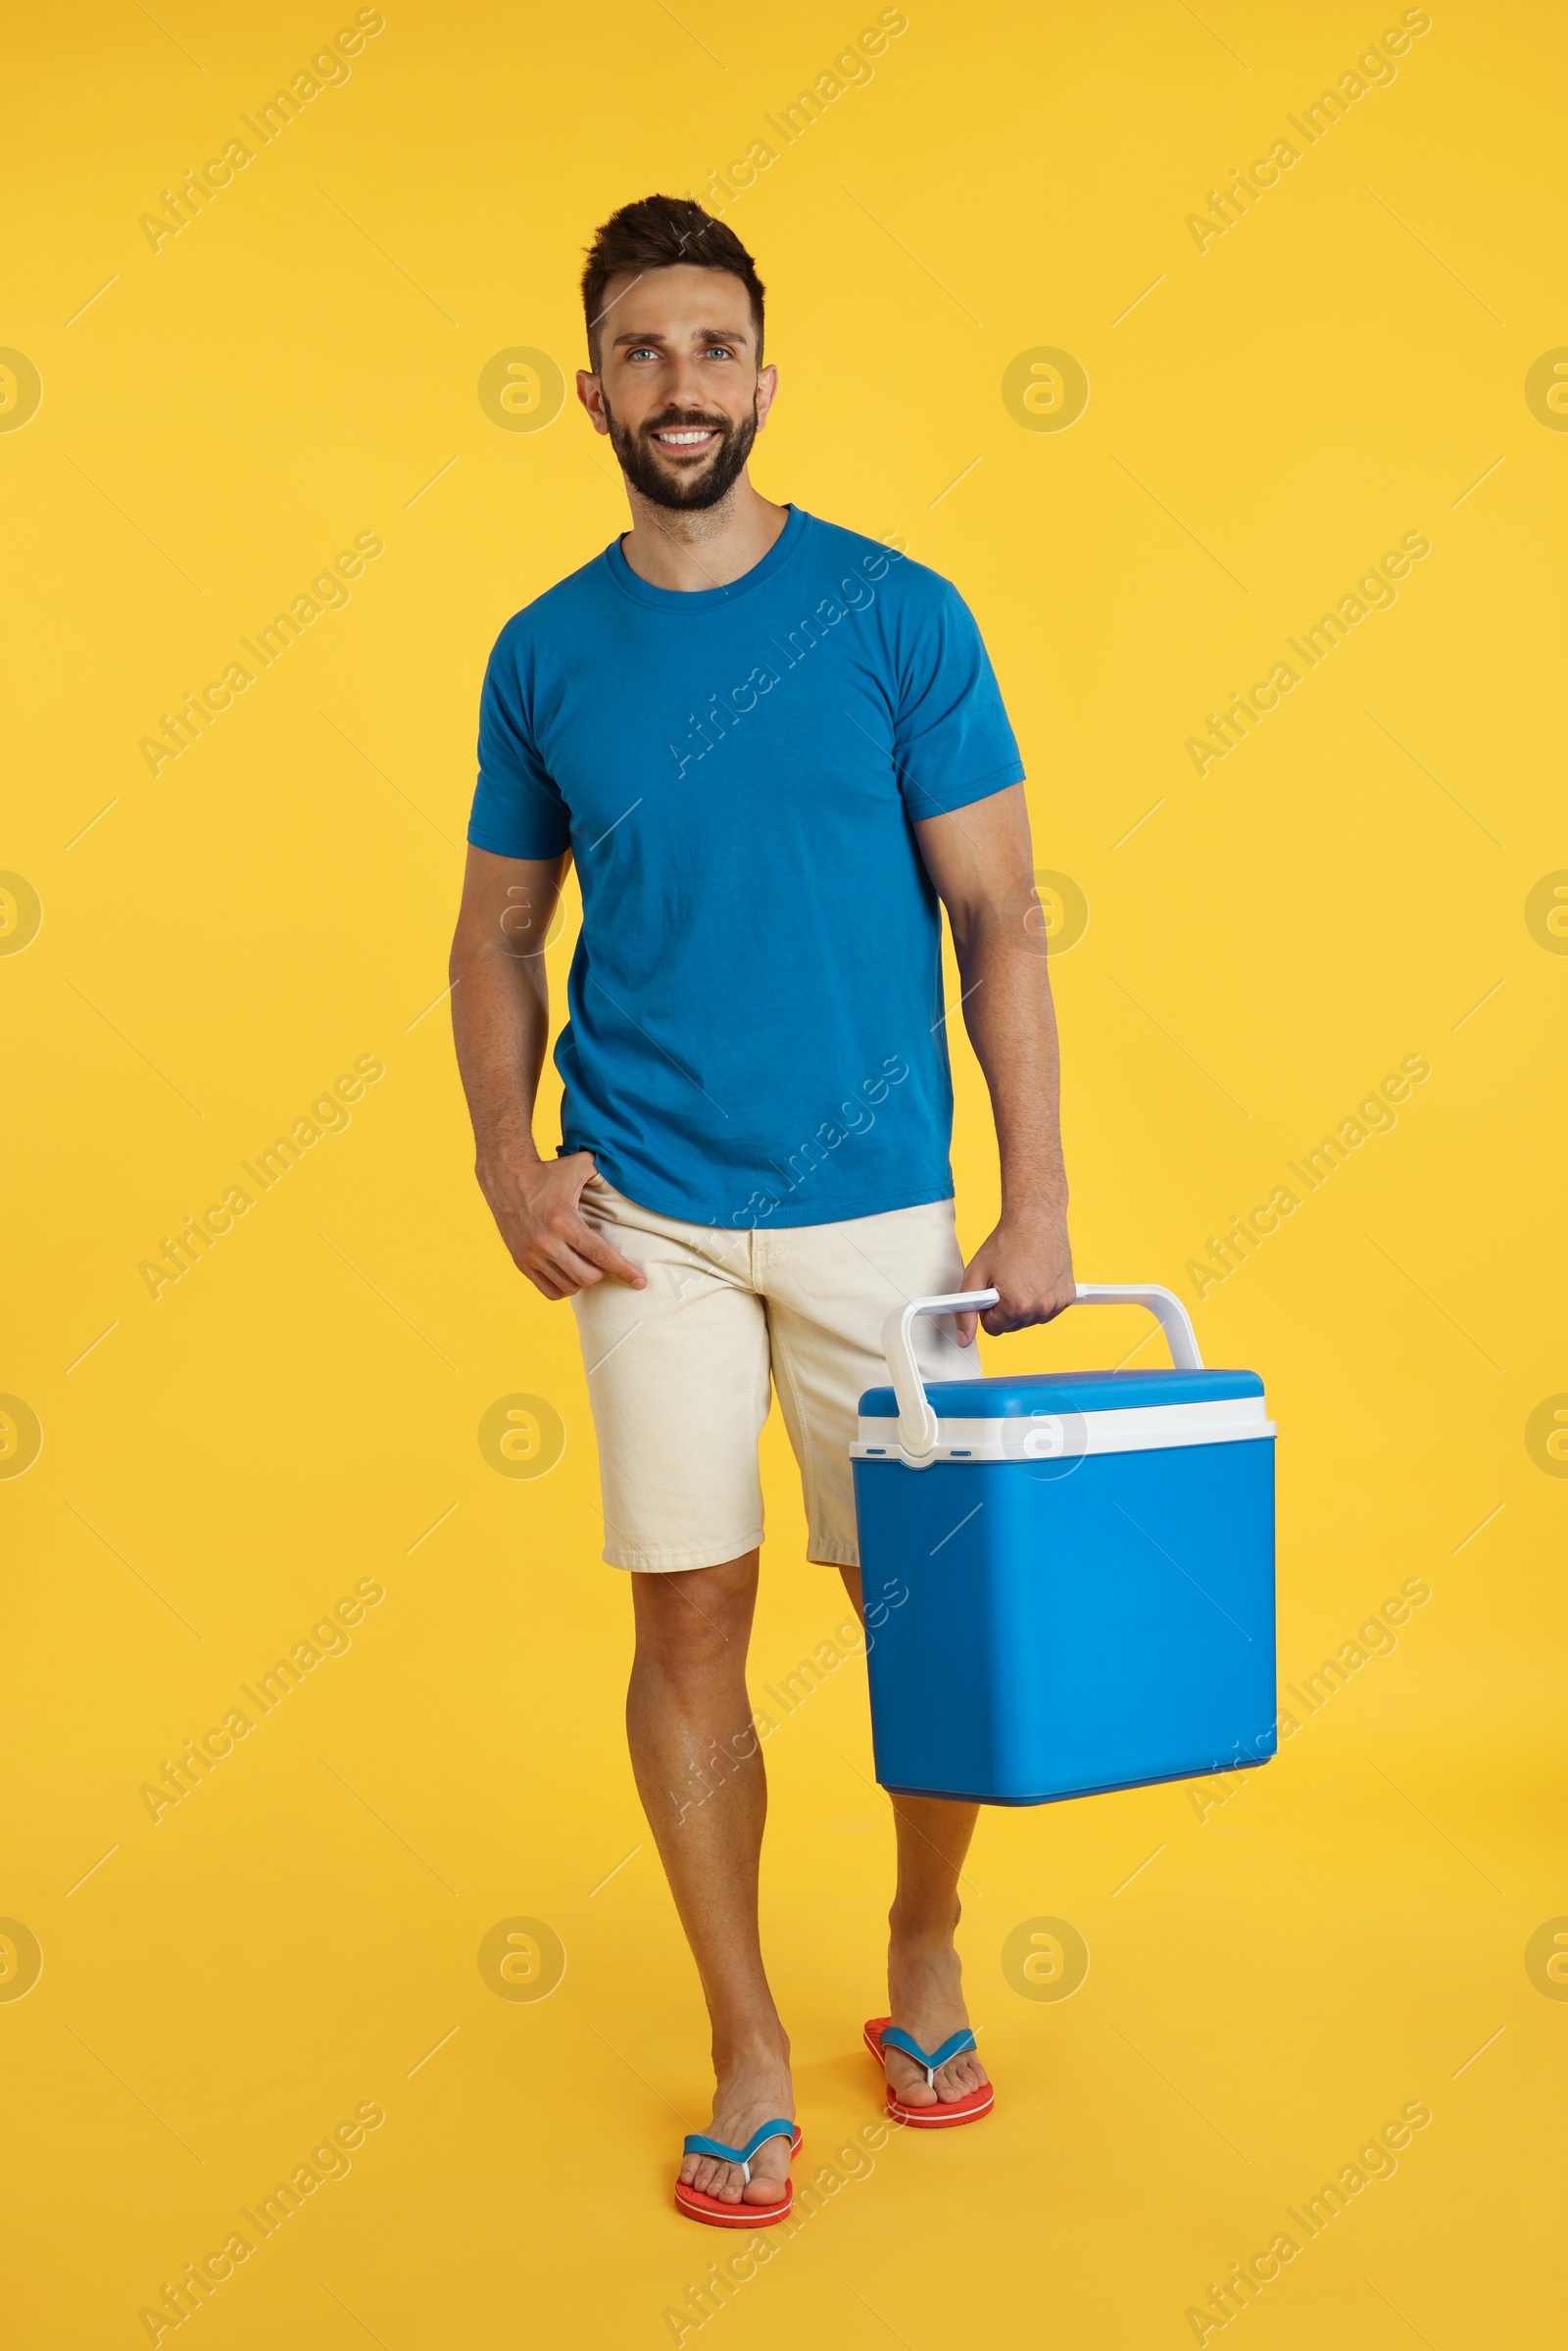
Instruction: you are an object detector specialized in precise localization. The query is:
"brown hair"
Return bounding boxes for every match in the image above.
[580,195,765,371]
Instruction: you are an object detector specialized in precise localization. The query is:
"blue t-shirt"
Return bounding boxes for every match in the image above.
[468,505,1024,1229]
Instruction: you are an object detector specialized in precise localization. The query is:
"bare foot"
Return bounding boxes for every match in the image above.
[677,2040,795,2206]
[882,1932,988,2108]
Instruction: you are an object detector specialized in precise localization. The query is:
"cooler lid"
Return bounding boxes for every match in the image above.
[857,1366,1264,1418]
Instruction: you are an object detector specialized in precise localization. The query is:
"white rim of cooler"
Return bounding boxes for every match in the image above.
[852,1394,1275,1469]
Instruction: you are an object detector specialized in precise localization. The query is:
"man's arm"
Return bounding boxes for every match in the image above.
[913,783,1073,1343]
[449,844,646,1299]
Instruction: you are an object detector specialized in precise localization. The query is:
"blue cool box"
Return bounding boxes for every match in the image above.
[851,1285,1278,1806]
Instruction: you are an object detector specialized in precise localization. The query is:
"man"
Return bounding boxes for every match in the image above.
[450,195,1073,2220]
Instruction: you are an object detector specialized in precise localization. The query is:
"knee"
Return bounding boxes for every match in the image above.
[633,1561,753,1681]
[638,1615,728,1684]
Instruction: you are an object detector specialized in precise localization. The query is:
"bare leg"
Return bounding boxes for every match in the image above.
[627,1551,794,2205]
[840,1563,989,2109]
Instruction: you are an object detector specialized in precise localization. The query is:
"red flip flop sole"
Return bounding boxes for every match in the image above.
[674,2181,793,2226]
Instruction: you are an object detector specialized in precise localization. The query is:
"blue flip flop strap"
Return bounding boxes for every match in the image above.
[681,2119,796,2174]
[879,2025,977,2082]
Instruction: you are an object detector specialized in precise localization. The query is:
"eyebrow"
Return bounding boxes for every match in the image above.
[611,325,752,349]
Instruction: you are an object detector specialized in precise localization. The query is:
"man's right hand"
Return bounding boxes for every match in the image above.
[475,1148,648,1301]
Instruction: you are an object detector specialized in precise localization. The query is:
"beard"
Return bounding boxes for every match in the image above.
[603,397,758,512]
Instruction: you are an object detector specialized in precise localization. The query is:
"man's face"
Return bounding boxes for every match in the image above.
[577,266,776,512]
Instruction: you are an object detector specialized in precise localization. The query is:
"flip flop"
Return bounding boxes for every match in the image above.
[863,2017,995,2128]
[674,2120,802,2227]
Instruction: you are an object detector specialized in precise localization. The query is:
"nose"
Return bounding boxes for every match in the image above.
[659,350,722,415]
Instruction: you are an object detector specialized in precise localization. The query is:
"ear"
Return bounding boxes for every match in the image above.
[575,368,610,433]
[754,362,779,430]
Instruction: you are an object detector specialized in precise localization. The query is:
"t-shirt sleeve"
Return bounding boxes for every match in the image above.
[892,580,1025,821]
[466,628,572,859]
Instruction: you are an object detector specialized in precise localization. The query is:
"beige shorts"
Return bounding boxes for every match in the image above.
[570,1177,980,1571]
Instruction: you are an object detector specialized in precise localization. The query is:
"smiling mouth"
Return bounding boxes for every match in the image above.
[650,425,721,451]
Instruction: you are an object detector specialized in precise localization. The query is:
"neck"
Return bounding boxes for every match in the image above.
[620,473,789,592]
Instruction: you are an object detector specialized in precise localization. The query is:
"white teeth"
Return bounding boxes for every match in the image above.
[657,429,713,444]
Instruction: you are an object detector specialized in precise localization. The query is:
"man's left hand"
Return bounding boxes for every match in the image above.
[955,1209,1075,1345]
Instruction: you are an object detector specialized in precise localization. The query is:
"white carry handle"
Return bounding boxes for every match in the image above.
[881,1281,1204,1462]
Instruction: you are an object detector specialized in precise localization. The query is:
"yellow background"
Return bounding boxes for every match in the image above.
[5,1,1563,2342]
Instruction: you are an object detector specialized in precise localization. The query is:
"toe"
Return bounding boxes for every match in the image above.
[885,2055,936,2106]
[743,2152,789,2206]
[934,2051,986,2102]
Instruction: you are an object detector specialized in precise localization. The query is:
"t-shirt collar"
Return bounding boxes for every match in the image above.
[602,502,808,610]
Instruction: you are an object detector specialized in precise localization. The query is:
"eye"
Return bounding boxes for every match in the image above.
[626,344,660,361]
[704,343,736,360]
